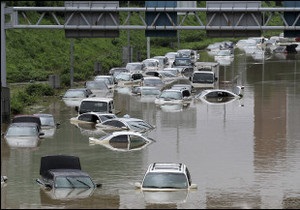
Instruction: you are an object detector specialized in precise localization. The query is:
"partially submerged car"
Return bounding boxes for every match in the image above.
[84,80,113,98]
[131,86,161,103]
[33,113,60,138]
[94,75,116,89]
[89,131,155,151]
[135,162,197,191]
[4,122,44,148]
[70,112,117,125]
[195,86,244,104]
[36,155,101,190]
[62,88,95,107]
[95,115,155,133]
[12,114,42,131]
[154,89,192,105]
[141,76,165,90]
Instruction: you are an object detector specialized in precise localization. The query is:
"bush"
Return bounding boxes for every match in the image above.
[25,83,55,96]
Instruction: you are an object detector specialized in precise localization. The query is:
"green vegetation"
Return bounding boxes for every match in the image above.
[10,83,55,114]
[5,1,282,114]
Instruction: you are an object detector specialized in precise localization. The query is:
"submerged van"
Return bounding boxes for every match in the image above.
[75,98,117,115]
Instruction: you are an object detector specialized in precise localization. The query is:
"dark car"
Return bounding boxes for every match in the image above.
[12,115,42,132]
[36,155,101,190]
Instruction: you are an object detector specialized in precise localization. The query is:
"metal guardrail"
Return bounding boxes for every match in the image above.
[4,6,300,30]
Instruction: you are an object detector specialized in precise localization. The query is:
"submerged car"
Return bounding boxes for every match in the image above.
[12,114,42,131]
[89,131,155,151]
[154,89,192,105]
[195,86,244,104]
[135,162,197,191]
[84,80,113,98]
[70,112,117,125]
[36,155,101,190]
[33,113,60,138]
[4,122,44,148]
[95,115,155,133]
[62,88,95,107]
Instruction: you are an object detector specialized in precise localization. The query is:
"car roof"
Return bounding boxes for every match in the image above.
[80,97,113,102]
[109,130,144,137]
[40,155,81,177]
[147,162,186,173]
[143,76,162,80]
[33,113,53,118]
[9,122,39,127]
[193,71,214,74]
[12,115,42,127]
[47,169,90,177]
[78,112,116,117]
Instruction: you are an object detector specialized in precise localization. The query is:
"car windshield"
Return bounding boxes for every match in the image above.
[55,176,95,188]
[174,59,192,66]
[115,73,131,81]
[142,172,188,189]
[192,73,214,83]
[86,81,109,90]
[126,63,143,71]
[144,61,158,67]
[80,101,108,113]
[159,91,182,100]
[6,126,39,136]
[39,116,55,126]
[127,120,153,132]
[144,79,163,86]
[141,89,161,96]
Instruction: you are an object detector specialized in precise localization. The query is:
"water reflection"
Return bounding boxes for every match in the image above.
[141,190,189,204]
[40,187,96,200]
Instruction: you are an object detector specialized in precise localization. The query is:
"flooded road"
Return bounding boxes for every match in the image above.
[1,50,300,209]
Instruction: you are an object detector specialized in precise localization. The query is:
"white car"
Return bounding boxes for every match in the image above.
[135,162,197,191]
[70,112,117,125]
[95,115,155,133]
[195,86,244,105]
[89,131,155,151]
[154,89,192,105]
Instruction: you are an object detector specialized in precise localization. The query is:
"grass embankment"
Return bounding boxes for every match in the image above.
[5,1,282,114]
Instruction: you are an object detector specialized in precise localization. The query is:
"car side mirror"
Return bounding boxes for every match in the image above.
[215,77,218,81]
[96,183,102,188]
[75,106,79,112]
[134,182,141,189]
[39,132,45,136]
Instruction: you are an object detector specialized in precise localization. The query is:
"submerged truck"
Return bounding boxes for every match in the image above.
[189,62,220,90]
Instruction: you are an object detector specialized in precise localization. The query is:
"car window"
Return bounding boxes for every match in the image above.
[39,116,55,126]
[98,115,116,123]
[7,126,39,136]
[103,120,126,128]
[110,135,128,143]
[129,135,147,149]
[78,114,99,123]
[80,101,108,113]
[142,172,188,189]
[185,168,192,185]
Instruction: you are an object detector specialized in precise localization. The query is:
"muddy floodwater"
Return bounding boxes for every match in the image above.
[1,50,300,209]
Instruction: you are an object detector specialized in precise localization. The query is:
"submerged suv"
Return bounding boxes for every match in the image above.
[135,162,197,191]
